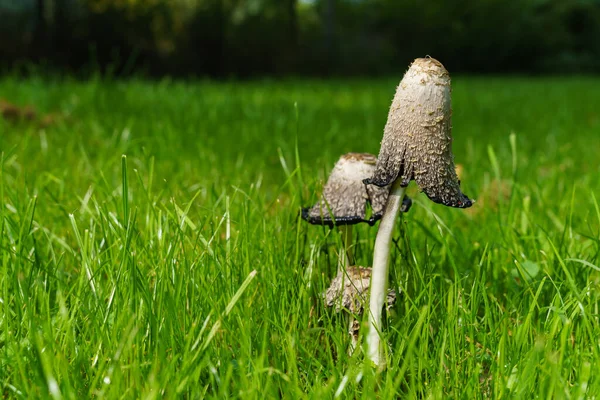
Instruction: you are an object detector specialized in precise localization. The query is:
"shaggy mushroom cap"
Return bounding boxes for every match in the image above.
[302,152,412,227]
[365,58,473,208]
[324,266,397,314]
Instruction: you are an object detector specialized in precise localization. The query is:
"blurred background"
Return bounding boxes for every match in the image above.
[1,0,599,77]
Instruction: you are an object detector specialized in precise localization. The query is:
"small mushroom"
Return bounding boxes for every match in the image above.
[324,266,396,353]
[302,152,411,270]
[364,58,474,366]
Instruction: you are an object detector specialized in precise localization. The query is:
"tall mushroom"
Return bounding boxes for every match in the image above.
[302,152,412,271]
[364,58,473,366]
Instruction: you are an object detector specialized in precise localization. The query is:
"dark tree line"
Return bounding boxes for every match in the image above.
[1,0,599,77]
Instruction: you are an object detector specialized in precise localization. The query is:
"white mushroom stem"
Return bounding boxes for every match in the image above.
[337,225,354,272]
[367,180,406,366]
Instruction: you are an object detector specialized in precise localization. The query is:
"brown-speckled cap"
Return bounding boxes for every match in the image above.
[302,152,412,227]
[324,266,396,313]
[365,58,473,208]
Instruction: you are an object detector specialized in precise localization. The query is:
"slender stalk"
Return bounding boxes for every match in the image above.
[339,225,356,355]
[348,317,358,355]
[337,225,353,273]
[367,181,405,366]
[337,225,356,354]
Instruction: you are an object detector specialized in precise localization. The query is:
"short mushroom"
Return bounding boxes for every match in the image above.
[364,58,474,366]
[324,266,396,353]
[302,152,412,271]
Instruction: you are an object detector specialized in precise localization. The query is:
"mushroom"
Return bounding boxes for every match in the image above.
[364,57,474,366]
[302,152,412,271]
[324,266,396,353]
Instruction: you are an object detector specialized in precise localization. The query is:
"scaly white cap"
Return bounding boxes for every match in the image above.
[365,58,473,208]
[302,152,412,226]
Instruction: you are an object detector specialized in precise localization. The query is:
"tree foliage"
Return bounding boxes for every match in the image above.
[1,0,599,76]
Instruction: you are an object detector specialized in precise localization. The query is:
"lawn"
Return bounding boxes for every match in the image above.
[1,75,599,398]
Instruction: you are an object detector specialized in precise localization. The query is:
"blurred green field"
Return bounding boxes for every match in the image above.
[1,76,599,398]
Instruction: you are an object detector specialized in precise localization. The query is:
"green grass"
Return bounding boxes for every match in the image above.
[1,75,599,398]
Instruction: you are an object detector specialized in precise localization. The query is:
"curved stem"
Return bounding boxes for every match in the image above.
[367,181,405,367]
[348,315,358,355]
[337,225,353,273]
